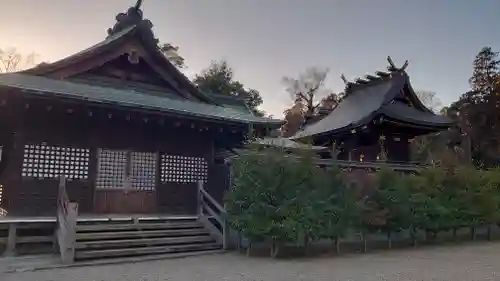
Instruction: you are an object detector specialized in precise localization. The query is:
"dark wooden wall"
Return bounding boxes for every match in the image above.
[385,136,410,162]
[206,163,231,204]
[335,128,411,163]
[0,97,222,216]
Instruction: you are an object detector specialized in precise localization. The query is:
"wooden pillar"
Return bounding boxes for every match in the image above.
[2,129,26,215]
[196,180,203,217]
[3,223,17,256]
[87,112,99,215]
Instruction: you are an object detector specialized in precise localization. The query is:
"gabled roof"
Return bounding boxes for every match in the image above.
[0,72,282,125]
[291,62,453,140]
[1,2,282,127]
[22,3,213,103]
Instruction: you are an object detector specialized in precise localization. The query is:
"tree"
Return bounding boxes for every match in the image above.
[280,67,340,137]
[280,92,340,137]
[416,91,442,113]
[409,91,449,164]
[193,60,264,116]
[469,47,499,100]
[449,47,500,167]
[0,48,37,73]
[282,67,331,123]
[160,43,186,69]
[318,92,341,112]
[281,102,305,137]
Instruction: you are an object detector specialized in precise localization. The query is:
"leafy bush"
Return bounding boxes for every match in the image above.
[225,145,337,255]
[225,146,500,256]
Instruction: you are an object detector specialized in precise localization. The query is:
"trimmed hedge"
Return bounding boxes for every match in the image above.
[224,146,500,257]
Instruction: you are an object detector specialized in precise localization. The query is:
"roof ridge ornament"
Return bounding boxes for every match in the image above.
[134,0,143,10]
[387,56,409,72]
[107,0,155,39]
[340,73,356,92]
[341,56,410,94]
[340,73,348,84]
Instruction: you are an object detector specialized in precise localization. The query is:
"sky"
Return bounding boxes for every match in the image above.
[1,0,499,117]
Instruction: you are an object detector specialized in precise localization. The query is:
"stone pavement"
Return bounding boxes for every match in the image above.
[1,242,500,281]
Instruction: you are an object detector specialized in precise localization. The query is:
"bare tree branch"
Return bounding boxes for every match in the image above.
[416,91,443,113]
[0,47,37,73]
[282,67,330,117]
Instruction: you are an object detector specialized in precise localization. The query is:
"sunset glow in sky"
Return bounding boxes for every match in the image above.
[1,0,499,117]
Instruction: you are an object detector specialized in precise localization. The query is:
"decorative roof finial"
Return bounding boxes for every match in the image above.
[107,0,156,43]
[387,56,410,72]
[134,0,143,10]
[387,56,396,71]
[340,73,348,84]
[400,60,409,71]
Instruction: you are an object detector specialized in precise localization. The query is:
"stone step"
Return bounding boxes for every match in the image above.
[76,221,203,232]
[75,235,215,250]
[75,242,221,260]
[75,228,209,241]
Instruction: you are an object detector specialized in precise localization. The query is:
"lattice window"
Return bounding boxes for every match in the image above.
[96,150,157,190]
[130,152,157,191]
[95,149,127,189]
[160,154,208,183]
[21,144,90,180]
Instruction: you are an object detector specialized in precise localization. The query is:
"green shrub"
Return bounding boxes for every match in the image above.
[225,148,500,255]
[372,167,412,234]
[225,145,338,254]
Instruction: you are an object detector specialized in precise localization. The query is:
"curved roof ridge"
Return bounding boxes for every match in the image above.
[22,3,217,104]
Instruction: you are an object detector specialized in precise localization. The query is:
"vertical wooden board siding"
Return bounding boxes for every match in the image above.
[206,164,230,204]
[156,183,197,215]
[2,98,216,216]
[93,190,157,214]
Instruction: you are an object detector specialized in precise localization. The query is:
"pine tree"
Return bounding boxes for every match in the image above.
[469,47,499,101]
[459,47,500,166]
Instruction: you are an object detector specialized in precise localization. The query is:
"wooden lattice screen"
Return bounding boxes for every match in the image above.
[95,149,157,190]
[129,151,156,191]
[21,144,90,180]
[95,149,127,189]
[160,154,208,183]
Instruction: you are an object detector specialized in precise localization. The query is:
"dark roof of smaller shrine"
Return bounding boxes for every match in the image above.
[0,73,282,125]
[382,102,453,127]
[291,59,453,140]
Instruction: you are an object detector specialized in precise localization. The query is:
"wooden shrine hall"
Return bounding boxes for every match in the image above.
[0,2,281,217]
[291,57,454,163]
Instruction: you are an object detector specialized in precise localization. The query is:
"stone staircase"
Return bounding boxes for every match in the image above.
[73,217,222,261]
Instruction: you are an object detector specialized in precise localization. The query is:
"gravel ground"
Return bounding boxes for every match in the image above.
[2,242,500,281]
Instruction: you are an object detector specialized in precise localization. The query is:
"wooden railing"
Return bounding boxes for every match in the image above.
[0,208,6,217]
[227,153,423,172]
[315,159,423,172]
[55,176,78,264]
[197,180,229,249]
[0,184,6,217]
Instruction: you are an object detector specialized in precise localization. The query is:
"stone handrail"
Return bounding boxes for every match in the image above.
[55,176,78,264]
[197,180,229,249]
